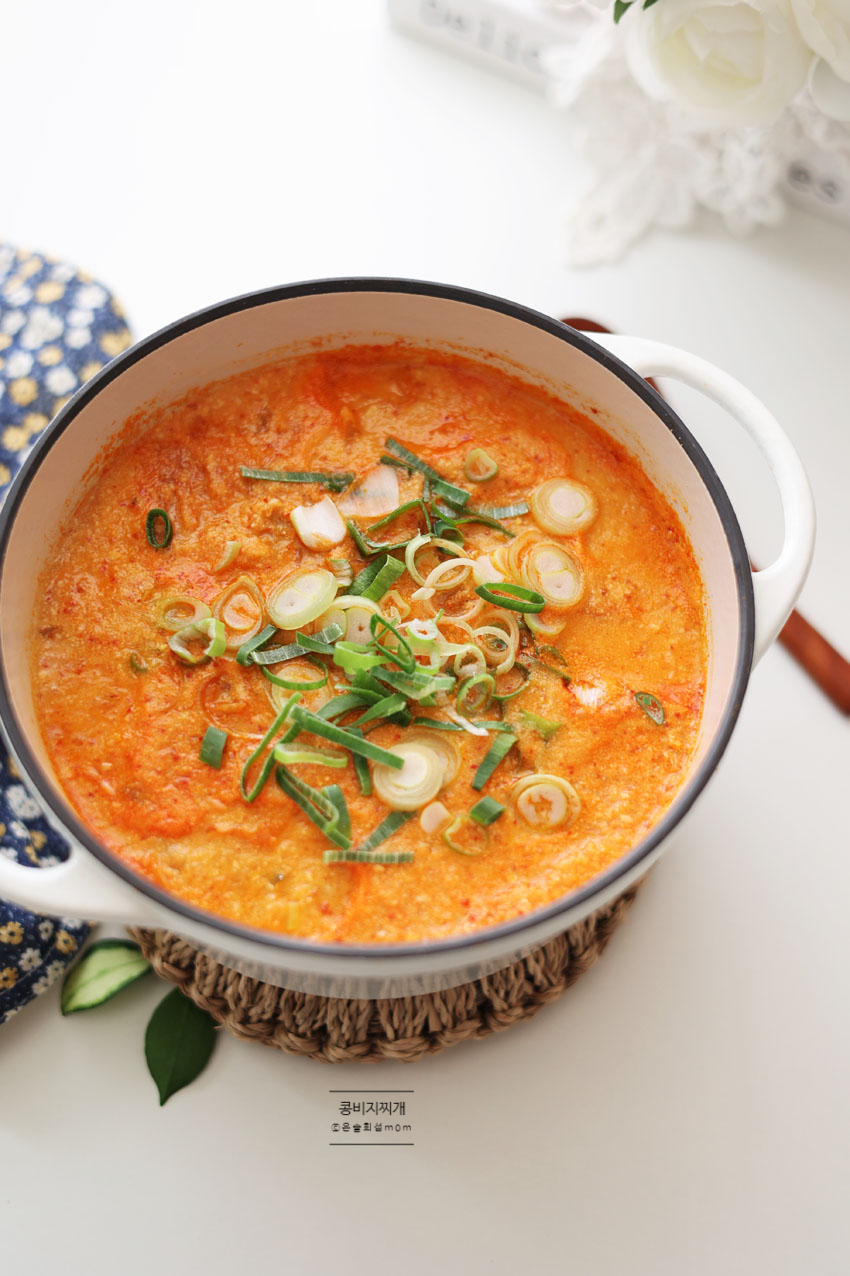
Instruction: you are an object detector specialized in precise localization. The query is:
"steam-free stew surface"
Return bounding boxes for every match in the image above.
[32,347,706,942]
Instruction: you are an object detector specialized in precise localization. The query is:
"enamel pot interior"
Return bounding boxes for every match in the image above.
[0,281,753,998]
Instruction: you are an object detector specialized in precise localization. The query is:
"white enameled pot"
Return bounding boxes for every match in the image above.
[0,280,815,999]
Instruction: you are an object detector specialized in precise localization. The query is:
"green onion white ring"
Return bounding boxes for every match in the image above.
[268,568,337,630]
[511,774,580,829]
[521,543,584,611]
[372,739,449,810]
[168,617,226,665]
[411,556,476,599]
[318,593,382,644]
[530,478,597,536]
[158,596,212,632]
[463,448,498,482]
[419,800,453,834]
[212,574,265,650]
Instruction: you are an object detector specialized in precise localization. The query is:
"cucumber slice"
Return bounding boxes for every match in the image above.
[60,939,152,1015]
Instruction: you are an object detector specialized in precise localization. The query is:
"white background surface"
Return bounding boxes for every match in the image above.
[1,3,848,1273]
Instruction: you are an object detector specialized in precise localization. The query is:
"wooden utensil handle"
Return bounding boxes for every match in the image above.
[561,315,850,715]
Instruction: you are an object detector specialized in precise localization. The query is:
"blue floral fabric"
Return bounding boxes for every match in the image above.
[0,243,133,1025]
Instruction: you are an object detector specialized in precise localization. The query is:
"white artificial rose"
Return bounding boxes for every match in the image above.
[623,0,813,125]
[792,0,850,118]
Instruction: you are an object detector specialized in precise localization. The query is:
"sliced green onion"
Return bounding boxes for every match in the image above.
[442,815,489,856]
[432,520,465,545]
[347,727,373,795]
[261,654,328,691]
[530,658,572,686]
[475,501,529,519]
[267,567,337,631]
[349,554,406,601]
[240,696,301,803]
[214,539,242,571]
[492,663,530,702]
[129,650,148,676]
[212,574,265,649]
[472,730,517,791]
[530,478,597,536]
[290,705,405,768]
[158,596,211,632]
[346,499,431,555]
[295,622,344,653]
[239,466,354,492]
[381,588,411,621]
[518,708,561,742]
[457,673,495,715]
[324,810,416,863]
[370,613,415,673]
[521,542,584,611]
[536,644,567,665]
[273,745,347,768]
[333,641,387,673]
[432,477,471,507]
[463,448,498,482]
[374,666,455,701]
[383,437,443,482]
[145,508,173,548]
[432,503,515,537]
[252,641,302,666]
[412,717,463,731]
[469,796,505,826]
[323,848,414,864]
[474,582,545,613]
[329,557,354,588]
[321,784,351,843]
[236,623,277,667]
[372,739,449,811]
[318,692,378,719]
[275,766,351,849]
[168,617,226,665]
[200,726,228,769]
[512,774,580,829]
[635,692,665,725]
[350,693,408,728]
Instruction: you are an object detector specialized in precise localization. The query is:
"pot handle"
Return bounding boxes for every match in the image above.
[0,838,149,923]
[589,333,816,665]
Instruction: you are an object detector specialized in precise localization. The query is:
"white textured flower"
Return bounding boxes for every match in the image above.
[45,365,77,396]
[19,305,64,350]
[1,309,26,336]
[38,919,54,940]
[4,349,33,377]
[19,948,42,972]
[0,844,18,862]
[67,307,94,327]
[65,327,91,349]
[6,784,40,819]
[793,0,850,117]
[624,0,813,124]
[75,284,107,309]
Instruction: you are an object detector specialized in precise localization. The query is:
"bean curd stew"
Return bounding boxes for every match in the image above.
[31,346,707,943]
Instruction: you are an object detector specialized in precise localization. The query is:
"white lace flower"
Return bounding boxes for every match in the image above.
[4,283,32,307]
[1,309,26,335]
[19,948,42,972]
[0,844,18,862]
[6,784,40,819]
[46,960,66,978]
[65,327,91,349]
[4,349,33,377]
[19,305,64,350]
[74,284,107,310]
[32,974,52,994]
[50,262,76,283]
[38,919,55,940]
[67,307,94,328]
[9,820,28,839]
[624,0,813,124]
[45,365,77,396]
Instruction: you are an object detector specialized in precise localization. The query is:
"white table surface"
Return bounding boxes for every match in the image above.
[2,3,848,1273]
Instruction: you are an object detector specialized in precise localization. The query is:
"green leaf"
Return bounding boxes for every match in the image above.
[144,988,217,1106]
[60,939,151,1015]
[613,0,633,21]
[642,0,660,8]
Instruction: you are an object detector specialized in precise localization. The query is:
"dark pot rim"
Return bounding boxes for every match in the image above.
[0,277,755,961]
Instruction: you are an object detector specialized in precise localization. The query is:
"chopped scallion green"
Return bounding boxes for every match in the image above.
[199,726,228,768]
[239,466,354,492]
[145,508,173,549]
[469,796,506,826]
[472,730,517,791]
[474,582,545,613]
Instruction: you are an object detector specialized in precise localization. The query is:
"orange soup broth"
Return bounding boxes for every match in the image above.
[31,346,707,943]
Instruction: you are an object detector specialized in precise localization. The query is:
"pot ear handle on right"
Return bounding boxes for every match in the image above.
[588,333,816,666]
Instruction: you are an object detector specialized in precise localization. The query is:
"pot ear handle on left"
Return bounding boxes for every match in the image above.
[0,825,149,924]
[587,333,816,667]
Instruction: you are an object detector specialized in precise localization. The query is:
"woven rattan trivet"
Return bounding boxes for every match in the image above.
[129,881,642,1063]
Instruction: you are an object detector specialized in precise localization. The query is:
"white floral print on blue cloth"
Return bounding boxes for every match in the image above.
[0,243,133,1026]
